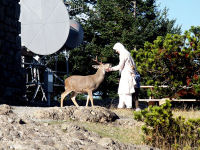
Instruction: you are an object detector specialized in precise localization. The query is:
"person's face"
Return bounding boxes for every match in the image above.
[115,49,120,54]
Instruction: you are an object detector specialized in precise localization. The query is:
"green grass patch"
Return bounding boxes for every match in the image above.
[77,121,143,145]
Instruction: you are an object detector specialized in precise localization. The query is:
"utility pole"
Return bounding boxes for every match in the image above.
[132,1,137,50]
[132,1,136,18]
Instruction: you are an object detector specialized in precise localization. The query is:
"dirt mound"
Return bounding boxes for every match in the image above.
[0,104,158,149]
[34,106,119,123]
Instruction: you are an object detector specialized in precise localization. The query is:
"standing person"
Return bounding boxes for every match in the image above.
[132,67,141,111]
[107,42,136,109]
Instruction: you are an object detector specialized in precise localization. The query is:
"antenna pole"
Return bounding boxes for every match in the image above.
[64,50,69,77]
[132,1,137,50]
[132,1,136,18]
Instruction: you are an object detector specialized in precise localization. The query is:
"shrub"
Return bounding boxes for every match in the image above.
[134,100,200,149]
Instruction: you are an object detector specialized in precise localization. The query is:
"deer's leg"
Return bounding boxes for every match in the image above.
[86,95,90,107]
[60,90,71,107]
[71,92,79,107]
[88,91,94,107]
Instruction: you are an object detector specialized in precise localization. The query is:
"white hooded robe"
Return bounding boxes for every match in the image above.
[111,43,136,95]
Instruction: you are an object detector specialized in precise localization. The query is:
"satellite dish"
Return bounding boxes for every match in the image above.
[65,19,84,49]
[20,0,70,55]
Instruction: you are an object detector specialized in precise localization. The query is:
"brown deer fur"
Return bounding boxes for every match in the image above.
[60,59,111,107]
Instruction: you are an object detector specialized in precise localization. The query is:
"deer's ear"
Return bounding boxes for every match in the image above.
[92,65,99,69]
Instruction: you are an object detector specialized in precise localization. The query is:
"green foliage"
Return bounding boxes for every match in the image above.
[67,0,181,98]
[133,26,200,98]
[134,100,200,149]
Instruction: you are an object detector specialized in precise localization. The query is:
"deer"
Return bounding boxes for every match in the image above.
[60,57,112,107]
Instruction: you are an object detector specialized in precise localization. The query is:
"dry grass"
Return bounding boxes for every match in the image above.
[110,108,135,119]
[46,108,144,145]
[80,121,143,145]
[173,108,200,120]
[80,108,200,145]
[49,107,200,146]
[78,108,144,145]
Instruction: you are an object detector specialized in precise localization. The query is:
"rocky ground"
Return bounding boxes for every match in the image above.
[0,104,158,150]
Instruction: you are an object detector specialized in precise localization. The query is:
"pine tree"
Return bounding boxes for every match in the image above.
[132,26,200,98]
[67,0,181,98]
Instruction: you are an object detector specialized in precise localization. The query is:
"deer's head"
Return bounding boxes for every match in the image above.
[92,56,112,73]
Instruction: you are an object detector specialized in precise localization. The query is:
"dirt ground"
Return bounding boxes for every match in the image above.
[0,104,158,150]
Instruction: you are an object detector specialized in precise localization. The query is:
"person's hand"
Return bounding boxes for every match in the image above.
[131,73,135,77]
[106,68,110,72]
[106,67,112,72]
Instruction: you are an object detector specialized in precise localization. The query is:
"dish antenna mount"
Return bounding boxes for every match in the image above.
[20,0,84,106]
[20,0,70,55]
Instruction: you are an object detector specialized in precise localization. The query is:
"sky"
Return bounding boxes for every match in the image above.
[156,0,200,33]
